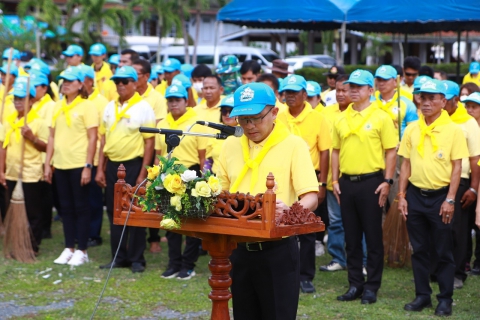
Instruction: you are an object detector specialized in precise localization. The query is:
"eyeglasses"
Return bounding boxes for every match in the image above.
[221,108,233,116]
[404,72,418,77]
[114,78,134,85]
[236,107,273,125]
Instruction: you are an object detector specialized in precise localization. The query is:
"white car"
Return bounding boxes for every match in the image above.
[289,54,336,68]
[285,57,328,72]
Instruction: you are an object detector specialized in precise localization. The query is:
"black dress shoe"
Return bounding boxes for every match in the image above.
[99,261,130,269]
[337,287,363,301]
[361,289,377,304]
[404,296,432,312]
[435,301,452,316]
[300,281,316,293]
[131,262,145,273]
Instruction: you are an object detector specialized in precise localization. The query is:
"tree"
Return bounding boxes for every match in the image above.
[361,33,392,66]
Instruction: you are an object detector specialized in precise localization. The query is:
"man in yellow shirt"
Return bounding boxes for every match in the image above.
[462,61,480,87]
[95,66,156,273]
[62,45,83,67]
[332,70,398,304]
[401,56,421,94]
[277,74,331,294]
[218,82,319,320]
[195,75,224,131]
[398,79,469,317]
[89,43,114,100]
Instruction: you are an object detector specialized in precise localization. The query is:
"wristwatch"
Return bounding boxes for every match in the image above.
[318,182,327,187]
[384,178,394,185]
[445,198,455,205]
[85,163,93,169]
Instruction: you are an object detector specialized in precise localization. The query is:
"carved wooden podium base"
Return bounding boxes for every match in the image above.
[113,165,324,320]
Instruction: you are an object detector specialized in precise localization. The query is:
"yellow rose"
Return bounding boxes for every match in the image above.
[191,181,212,198]
[207,176,221,196]
[147,165,160,180]
[170,195,182,211]
[163,174,186,195]
[160,218,179,230]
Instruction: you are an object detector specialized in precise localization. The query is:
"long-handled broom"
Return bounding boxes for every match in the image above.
[3,76,36,263]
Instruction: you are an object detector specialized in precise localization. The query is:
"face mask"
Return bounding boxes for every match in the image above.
[192,82,203,93]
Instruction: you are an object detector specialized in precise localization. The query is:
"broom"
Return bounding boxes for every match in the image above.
[0,47,13,235]
[3,76,36,263]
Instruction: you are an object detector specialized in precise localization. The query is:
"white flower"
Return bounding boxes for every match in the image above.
[160,173,167,181]
[180,170,197,182]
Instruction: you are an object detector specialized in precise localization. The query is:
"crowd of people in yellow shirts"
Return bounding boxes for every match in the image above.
[2,44,480,317]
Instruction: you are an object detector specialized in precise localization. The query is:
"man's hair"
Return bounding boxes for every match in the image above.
[335,74,350,83]
[435,70,448,80]
[191,64,212,78]
[240,60,261,75]
[257,73,279,92]
[391,64,403,76]
[204,75,222,87]
[120,49,139,61]
[419,65,434,78]
[132,58,151,75]
[403,56,421,71]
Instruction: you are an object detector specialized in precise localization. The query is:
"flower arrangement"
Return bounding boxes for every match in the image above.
[139,156,221,230]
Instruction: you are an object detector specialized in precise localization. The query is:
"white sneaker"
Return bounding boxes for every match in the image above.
[319,261,346,272]
[315,241,325,257]
[363,265,367,277]
[54,248,74,264]
[67,250,89,266]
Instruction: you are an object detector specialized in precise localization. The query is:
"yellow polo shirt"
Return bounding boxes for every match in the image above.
[88,90,109,166]
[401,83,414,94]
[398,117,469,190]
[463,73,480,87]
[321,103,344,191]
[277,102,331,170]
[452,116,480,179]
[0,89,15,123]
[195,100,222,133]
[276,99,287,113]
[141,84,167,121]
[32,95,56,127]
[52,98,99,169]
[100,96,156,162]
[1,116,49,182]
[332,104,398,175]
[218,127,318,205]
[92,62,113,94]
[100,80,118,102]
[155,80,168,96]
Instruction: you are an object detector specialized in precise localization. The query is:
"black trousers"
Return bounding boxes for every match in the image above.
[40,181,53,236]
[89,166,104,240]
[339,174,384,291]
[54,168,91,251]
[106,158,146,265]
[6,180,43,253]
[0,183,6,222]
[466,201,480,268]
[452,179,470,281]
[406,184,454,303]
[231,237,299,320]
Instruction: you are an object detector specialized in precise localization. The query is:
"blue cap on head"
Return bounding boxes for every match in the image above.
[413,79,446,96]
[442,80,459,100]
[181,64,194,78]
[231,82,276,117]
[2,48,21,60]
[306,81,321,97]
[413,75,431,91]
[345,69,374,87]
[12,77,36,98]
[152,64,164,76]
[58,66,85,82]
[78,65,95,80]
[216,55,240,74]
[470,62,480,74]
[280,74,307,92]
[461,92,480,105]
[111,66,138,82]
[0,64,19,77]
[220,94,235,108]
[29,70,49,87]
[172,74,191,89]
[163,58,181,72]
[26,58,51,75]
[89,43,107,56]
[62,45,84,57]
[375,65,397,80]
[108,54,120,66]
[165,84,188,99]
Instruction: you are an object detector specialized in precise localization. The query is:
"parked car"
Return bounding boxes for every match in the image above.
[285,57,327,72]
[289,54,336,68]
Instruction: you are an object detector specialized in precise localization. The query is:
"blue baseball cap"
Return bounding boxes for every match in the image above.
[442,80,459,100]
[172,74,191,89]
[461,92,480,105]
[58,66,85,82]
[0,64,18,77]
[152,64,164,75]
[25,58,51,75]
[163,58,181,72]
[12,77,36,98]
[345,69,374,87]
[78,65,95,80]
[2,48,20,60]
[413,79,445,96]
[165,84,188,99]
[89,43,107,56]
[469,62,480,74]
[280,74,307,92]
[108,54,120,66]
[181,64,194,78]
[306,81,321,97]
[220,94,235,108]
[413,75,431,91]
[29,70,49,87]
[111,66,138,82]
[63,44,84,57]
[375,65,397,80]
[231,82,276,117]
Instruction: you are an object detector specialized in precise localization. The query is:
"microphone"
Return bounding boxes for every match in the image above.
[196,121,244,137]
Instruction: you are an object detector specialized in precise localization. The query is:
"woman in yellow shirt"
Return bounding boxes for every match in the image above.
[44,66,99,266]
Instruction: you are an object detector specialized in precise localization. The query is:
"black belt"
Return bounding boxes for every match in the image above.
[342,171,383,182]
[410,184,449,197]
[237,238,290,252]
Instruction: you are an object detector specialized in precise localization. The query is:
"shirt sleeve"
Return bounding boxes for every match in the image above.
[380,112,399,149]
[332,118,342,150]
[466,120,480,157]
[37,119,49,143]
[317,114,332,152]
[398,124,413,159]
[0,123,4,143]
[450,125,470,160]
[83,101,100,129]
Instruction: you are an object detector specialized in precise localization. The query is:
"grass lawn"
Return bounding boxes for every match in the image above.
[1,215,480,319]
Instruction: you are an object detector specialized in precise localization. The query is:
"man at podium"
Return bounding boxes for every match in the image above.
[218,82,319,320]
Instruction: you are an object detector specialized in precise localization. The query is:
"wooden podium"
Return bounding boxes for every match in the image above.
[113,164,324,320]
